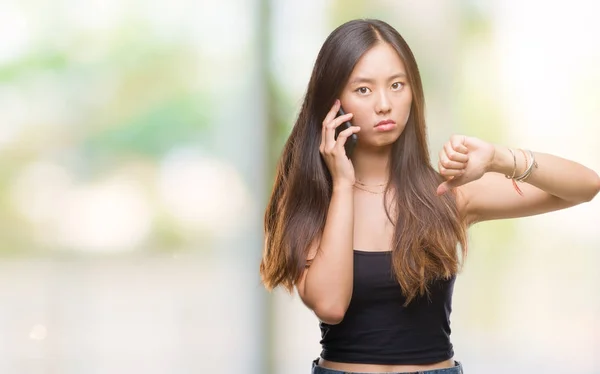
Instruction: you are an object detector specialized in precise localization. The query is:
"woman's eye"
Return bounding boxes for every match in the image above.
[391,82,404,90]
[356,87,371,94]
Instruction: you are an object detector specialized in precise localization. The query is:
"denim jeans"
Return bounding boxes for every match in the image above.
[311,358,464,374]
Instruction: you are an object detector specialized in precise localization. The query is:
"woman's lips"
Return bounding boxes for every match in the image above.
[374,119,396,132]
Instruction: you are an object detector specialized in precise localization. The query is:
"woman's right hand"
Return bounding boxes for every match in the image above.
[319,100,361,188]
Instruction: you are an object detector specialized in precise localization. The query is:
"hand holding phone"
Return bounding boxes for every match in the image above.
[334,108,358,158]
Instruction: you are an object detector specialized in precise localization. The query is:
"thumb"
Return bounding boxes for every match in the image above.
[436,176,467,196]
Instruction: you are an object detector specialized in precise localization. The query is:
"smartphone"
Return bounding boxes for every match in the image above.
[334,108,358,158]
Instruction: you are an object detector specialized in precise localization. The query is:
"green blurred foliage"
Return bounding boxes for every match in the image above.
[0,17,214,255]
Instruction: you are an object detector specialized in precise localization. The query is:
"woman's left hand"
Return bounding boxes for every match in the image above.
[436,135,496,196]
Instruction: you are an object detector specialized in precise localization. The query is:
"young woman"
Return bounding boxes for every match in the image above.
[259,18,600,374]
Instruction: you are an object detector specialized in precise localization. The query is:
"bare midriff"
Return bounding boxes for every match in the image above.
[318,358,455,373]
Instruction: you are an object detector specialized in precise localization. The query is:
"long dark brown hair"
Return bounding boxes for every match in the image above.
[260,19,467,304]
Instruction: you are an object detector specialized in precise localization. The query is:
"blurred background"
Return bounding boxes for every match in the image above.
[0,0,599,373]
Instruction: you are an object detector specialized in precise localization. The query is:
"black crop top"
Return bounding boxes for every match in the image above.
[319,250,455,365]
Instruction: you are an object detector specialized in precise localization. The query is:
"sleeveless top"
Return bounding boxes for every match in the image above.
[319,250,455,365]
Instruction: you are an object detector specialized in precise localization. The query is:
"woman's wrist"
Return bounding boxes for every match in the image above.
[333,180,355,193]
[489,145,516,176]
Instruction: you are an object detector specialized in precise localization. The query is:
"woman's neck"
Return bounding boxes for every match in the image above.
[352,147,391,185]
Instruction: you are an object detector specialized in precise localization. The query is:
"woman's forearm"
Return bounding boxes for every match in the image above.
[490,146,600,203]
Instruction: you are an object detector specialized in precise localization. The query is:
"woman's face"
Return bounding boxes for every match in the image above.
[339,42,413,151]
